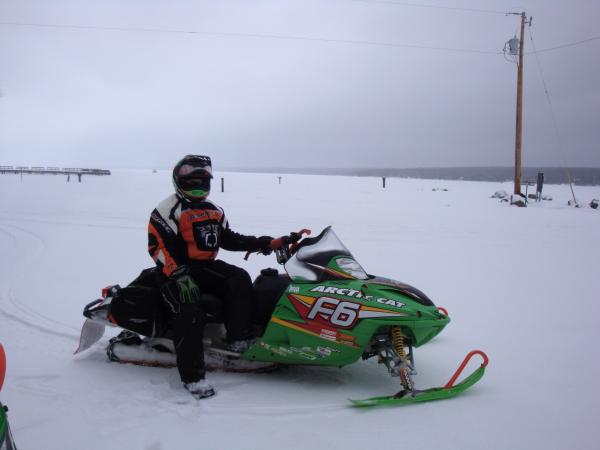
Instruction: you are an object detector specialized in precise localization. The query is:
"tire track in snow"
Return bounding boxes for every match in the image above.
[0,221,79,340]
[0,225,18,244]
[0,215,143,231]
[12,376,65,400]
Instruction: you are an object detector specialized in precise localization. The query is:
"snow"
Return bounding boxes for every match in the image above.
[1,170,599,450]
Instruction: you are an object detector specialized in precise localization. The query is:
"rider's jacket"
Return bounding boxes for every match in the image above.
[148,194,263,277]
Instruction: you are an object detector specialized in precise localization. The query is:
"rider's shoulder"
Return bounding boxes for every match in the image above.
[156,194,180,210]
[159,194,181,205]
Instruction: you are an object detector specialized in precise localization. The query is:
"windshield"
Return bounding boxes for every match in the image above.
[284,227,369,282]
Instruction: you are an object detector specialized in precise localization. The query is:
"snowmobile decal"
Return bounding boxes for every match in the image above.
[288,294,406,330]
[259,342,318,361]
[259,342,340,361]
[269,316,359,349]
[311,285,362,296]
[307,297,361,327]
[310,285,406,309]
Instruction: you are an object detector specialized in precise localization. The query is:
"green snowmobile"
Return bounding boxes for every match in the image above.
[78,227,488,406]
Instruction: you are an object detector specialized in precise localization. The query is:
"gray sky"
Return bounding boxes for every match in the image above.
[1,0,598,169]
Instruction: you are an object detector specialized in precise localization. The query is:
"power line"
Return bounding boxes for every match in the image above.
[352,1,600,54]
[0,21,597,55]
[528,27,578,204]
[351,0,508,15]
[0,21,502,55]
[528,35,600,54]
[528,28,567,166]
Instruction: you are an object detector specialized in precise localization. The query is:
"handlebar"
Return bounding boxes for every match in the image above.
[270,228,311,250]
[244,228,311,263]
[274,228,311,264]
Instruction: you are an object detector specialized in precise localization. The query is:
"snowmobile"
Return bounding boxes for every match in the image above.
[0,344,17,450]
[76,227,488,406]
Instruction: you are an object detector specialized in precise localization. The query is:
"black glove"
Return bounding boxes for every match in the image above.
[161,266,201,309]
[257,236,274,255]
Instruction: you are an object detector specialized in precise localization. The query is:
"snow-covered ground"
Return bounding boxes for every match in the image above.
[1,170,599,450]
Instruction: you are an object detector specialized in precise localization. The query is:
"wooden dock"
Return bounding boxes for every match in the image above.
[0,166,110,181]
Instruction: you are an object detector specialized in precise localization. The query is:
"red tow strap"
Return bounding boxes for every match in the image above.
[444,350,489,389]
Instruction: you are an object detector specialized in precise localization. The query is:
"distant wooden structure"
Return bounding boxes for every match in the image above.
[0,166,111,182]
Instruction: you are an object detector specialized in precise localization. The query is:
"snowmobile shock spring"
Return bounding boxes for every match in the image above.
[391,327,407,359]
[391,327,414,391]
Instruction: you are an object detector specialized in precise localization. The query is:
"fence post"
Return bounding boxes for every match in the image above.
[221,177,224,193]
[536,172,544,202]
[382,177,386,189]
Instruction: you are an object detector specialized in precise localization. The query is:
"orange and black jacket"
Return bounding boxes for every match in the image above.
[148,194,265,277]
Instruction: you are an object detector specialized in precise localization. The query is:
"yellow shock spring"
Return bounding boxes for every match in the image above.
[391,326,412,389]
[391,326,407,360]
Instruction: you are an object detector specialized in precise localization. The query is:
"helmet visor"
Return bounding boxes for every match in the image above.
[176,163,212,179]
[176,175,211,198]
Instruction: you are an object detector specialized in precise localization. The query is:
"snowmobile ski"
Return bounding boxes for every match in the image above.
[351,350,488,407]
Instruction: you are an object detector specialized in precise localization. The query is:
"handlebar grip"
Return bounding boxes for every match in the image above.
[271,229,311,250]
[269,236,287,250]
[292,229,311,242]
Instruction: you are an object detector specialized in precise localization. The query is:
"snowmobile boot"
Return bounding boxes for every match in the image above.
[184,379,215,399]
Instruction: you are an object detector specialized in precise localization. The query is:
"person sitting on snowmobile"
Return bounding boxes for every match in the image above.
[145,155,274,399]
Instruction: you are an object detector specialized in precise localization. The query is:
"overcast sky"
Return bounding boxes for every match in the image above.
[0,0,598,170]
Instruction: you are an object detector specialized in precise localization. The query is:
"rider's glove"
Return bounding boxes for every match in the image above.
[167,266,201,304]
[257,236,275,255]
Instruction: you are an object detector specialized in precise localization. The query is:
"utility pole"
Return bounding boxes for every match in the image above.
[506,12,532,195]
[514,12,526,195]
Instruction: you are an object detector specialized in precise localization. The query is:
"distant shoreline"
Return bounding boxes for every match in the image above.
[223,166,600,186]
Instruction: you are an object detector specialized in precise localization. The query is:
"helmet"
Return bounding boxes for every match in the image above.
[172,155,213,201]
